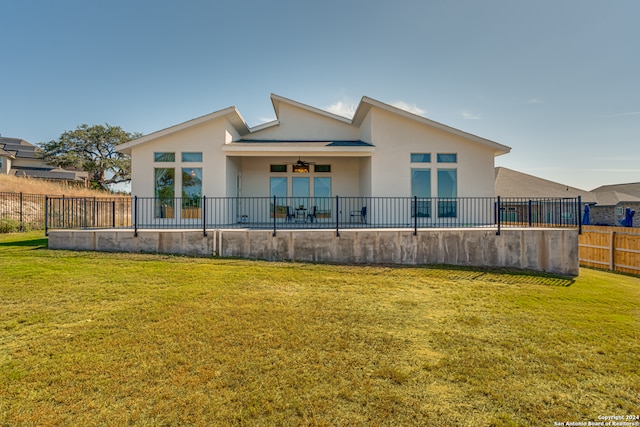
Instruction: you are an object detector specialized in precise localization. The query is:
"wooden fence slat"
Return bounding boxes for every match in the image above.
[579,226,640,275]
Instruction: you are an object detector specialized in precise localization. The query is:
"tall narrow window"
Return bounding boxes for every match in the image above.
[270,177,287,198]
[270,177,288,219]
[314,177,332,219]
[411,169,431,217]
[181,168,202,218]
[292,177,310,209]
[314,177,331,198]
[437,169,457,217]
[154,168,175,218]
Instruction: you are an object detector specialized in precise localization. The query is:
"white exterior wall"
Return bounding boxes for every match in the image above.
[250,103,359,141]
[130,117,232,198]
[124,96,504,204]
[368,108,497,198]
[238,156,361,197]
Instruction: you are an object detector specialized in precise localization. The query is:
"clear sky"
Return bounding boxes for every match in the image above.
[2,0,638,191]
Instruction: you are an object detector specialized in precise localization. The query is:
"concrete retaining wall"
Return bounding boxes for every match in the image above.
[48,228,579,276]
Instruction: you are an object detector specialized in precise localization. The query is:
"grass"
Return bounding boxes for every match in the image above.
[1,231,639,426]
[0,174,116,197]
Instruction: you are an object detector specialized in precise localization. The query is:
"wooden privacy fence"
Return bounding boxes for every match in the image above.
[579,225,640,275]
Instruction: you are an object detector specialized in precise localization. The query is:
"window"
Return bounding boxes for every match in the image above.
[292,177,310,208]
[270,164,287,173]
[314,177,331,198]
[182,152,202,162]
[0,157,3,170]
[314,165,331,172]
[154,152,175,162]
[154,168,175,218]
[437,153,457,163]
[270,177,288,219]
[181,168,202,211]
[411,169,431,217]
[270,177,287,198]
[437,169,457,217]
[410,153,431,163]
[292,164,309,173]
[313,177,332,218]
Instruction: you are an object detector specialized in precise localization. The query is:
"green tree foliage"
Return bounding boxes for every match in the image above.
[38,124,140,190]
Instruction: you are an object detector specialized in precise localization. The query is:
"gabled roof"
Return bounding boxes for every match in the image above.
[495,167,597,203]
[352,96,511,156]
[591,182,640,198]
[0,136,88,181]
[0,137,36,159]
[117,107,251,154]
[592,191,640,206]
[0,147,16,159]
[270,94,352,124]
[117,93,512,156]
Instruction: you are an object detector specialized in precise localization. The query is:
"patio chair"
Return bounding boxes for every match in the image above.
[285,206,294,222]
[306,206,317,223]
[350,206,367,223]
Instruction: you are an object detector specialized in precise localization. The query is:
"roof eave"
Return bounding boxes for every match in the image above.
[355,96,512,156]
[117,106,250,155]
[270,93,353,124]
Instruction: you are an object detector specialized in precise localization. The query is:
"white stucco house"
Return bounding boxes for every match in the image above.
[117,94,510,225]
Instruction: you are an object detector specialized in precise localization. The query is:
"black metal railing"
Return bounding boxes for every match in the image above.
[44,195,583,236]
[0,192,54,232]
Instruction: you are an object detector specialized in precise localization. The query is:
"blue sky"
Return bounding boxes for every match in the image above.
[2,0,638,190]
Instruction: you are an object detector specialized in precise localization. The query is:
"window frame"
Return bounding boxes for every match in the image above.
[154,152,175,162]
[410,153,431,163]
[181,152,203,162]
[437,153,457,163]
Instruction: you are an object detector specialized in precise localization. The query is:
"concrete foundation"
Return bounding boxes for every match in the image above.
[48,227,579,276]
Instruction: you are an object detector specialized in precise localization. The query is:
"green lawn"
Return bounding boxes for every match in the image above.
[1,231,639,426]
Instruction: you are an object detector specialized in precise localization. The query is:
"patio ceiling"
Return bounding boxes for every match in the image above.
[221,140,375,157]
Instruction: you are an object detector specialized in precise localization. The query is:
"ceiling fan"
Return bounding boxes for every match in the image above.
[287,157,315,172]
[291,157,315,167]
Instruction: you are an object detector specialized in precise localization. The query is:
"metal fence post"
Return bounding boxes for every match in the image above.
[578,195,582,235]
[413,195,418,236]
[83,198,87,230]
[19,192,24,232]
[45,195,49,236]
[112,201,116,228]
[528,199,533,227]
[496,196,501,236]
[134,196,138,237]
[335,196,340,237]
[272,195,277,237]
[202,196,207,237]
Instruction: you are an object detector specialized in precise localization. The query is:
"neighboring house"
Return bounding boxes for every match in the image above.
[0,137,88,184]
[117,94,511,225]
[590,183,640,226]
[494,167,640,227]
[494,167,596,224]
[495,167,596,201]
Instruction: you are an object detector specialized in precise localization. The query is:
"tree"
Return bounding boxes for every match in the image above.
[38,123,140,190]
